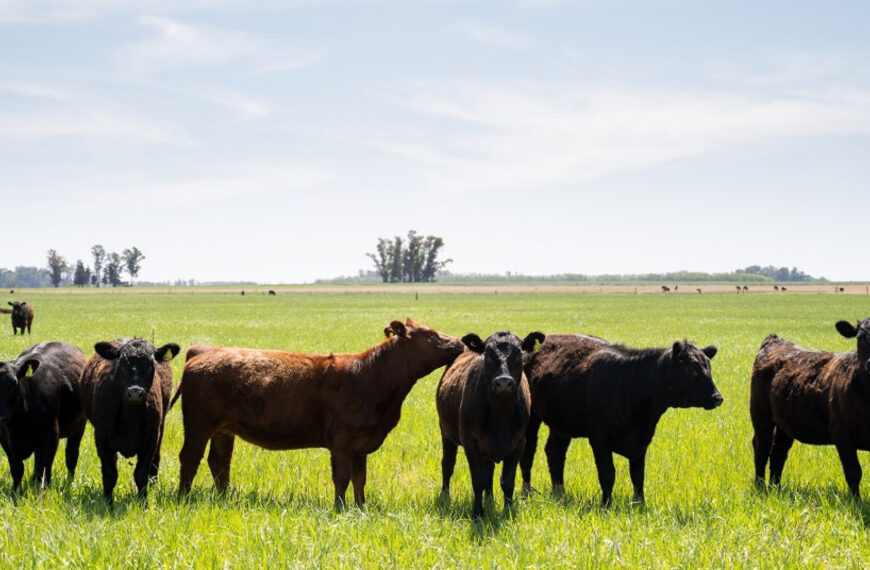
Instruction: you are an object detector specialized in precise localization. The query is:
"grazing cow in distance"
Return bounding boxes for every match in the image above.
[750,317,870,496]
[8,302,34,335]
[697,288,702,294]
[744,286,749,292]
[661,286,670,293]
[736,286,742,293]
[241,290,245,296]
[80,339,180,504]
[674,286,678,291]
[520,334,723,505]
[268,290,276,296]
[774,285,780,291]
[839,287,845,293]
[0,342,87,491]
[436,330,544,518]
[173,319,464,507]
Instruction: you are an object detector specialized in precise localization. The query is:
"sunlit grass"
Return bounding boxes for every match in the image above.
[1,289,869,566]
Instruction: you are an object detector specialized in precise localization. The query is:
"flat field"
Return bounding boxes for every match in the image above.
[1,288,870,567]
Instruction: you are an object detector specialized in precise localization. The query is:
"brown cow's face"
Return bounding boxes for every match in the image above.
[95,339,180,405]
[390,318,464,367]
[668,341,723,410]
[836,317,870,373]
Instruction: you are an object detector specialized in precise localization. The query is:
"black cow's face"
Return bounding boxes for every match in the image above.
[463,331,525,398]
[668,341,723,410]
[95,339,180,405]
[836,317,870,374]
[8,302,22,318]
[0,360,36,422]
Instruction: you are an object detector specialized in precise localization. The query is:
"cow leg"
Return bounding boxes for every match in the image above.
[178,429,212,494]
[134,440,160,500]
[835,441,862,498]
[33,427,60,489]
[767,428,794,486]
[207,432,236,492]
[520,412,542,494]
[590,439,616,507]
[350,454,367,507]
[440,435,458,499]
[544,432,571,496]
[65,421,86,479]
[464,446,487,518]
[148,421,167,482]
[629,450,646,504]
[483,460,495,499]
[500,444,523,511]
[2,440,24,492]
[751,419,775,486]
[330,451,353,509]
[95,437,118,504]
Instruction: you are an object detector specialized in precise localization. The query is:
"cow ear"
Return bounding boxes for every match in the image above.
[461,333,485,353]
[389,320,408,338]
[522,332,545,353]
[383,326,393,339]
[672,341,683,359]
[702,345,718,360]
[94,342,120,360]
[156,343,181,362]
[836,321,858,338]
[16,359,39,381]
[7,302,11,306]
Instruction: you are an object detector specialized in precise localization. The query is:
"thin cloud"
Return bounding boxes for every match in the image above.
[455,21,531,51]
[0,111,188,144]
[379,81,870,192]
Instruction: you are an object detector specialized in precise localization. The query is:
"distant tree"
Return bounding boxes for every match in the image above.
[367,231,451,283]
[91,245,106,288]
[73,260,89,287]
[102,252,123,287]
[46,249,69,288]
[122,247,145,285]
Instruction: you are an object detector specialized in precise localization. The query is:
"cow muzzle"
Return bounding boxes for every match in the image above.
[705,392,724,410]
[492,375,517,396]
[125,386,147,404]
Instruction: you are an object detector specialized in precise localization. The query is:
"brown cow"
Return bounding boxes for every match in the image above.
[436,331,543,518]
[751,318,870,496]
[80,338,180,504]
[172,318,464,506]
[8,302,34,335]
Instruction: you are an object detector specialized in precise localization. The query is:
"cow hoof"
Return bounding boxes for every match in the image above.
[438,490,451,503]
[520,484,538,498]
[552,484,565,498]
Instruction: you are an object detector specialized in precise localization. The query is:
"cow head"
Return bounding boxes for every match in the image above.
[8,301,24,318]
[836,317,870,374]
[667,340,723,410]
[462,331,533,399]
[383,318,464,373]
[94,339,180,405]
[0,359,38,422]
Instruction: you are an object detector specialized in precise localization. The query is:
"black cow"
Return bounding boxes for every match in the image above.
[751,318,870,496]
[8,301,34,335]
[0,342,87,491]
[520,334,723,505]
[436,331,544,517]
[79,339,180,503]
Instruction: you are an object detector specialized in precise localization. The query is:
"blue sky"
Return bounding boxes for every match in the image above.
[2,0,869,283]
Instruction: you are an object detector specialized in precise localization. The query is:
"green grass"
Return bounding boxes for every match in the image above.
[1,290,870,567]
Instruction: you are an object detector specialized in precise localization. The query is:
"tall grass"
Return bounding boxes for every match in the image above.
[1,290,869,567]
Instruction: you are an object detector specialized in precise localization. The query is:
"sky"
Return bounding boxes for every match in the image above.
[2,0,869,283]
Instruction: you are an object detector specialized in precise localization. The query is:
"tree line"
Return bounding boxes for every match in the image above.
[1,246,146,288]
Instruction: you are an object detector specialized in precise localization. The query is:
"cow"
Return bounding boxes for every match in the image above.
[744,286,749,292]
[661,286,670,293]
[436,330,544,518]
[268,290,276,296]
[520,334,723,506]
[79,338,180,504]
[8,301,34,335]
[172,318,464,507]
[750,318,870,497]
[0,342,87,491]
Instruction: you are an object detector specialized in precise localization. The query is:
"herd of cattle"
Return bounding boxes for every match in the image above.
[1,309,869,518]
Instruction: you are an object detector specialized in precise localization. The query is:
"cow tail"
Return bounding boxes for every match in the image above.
[169,345,203,411]
[169,381,183,410]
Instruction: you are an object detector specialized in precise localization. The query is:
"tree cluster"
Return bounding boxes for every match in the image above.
[735,265,813,282]
[40,245,146,288]
[366,231,452,283]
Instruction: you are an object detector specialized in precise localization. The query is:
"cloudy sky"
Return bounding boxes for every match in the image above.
[2,0,869,283]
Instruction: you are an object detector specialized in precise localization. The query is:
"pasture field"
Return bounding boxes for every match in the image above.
[2,288,870,567]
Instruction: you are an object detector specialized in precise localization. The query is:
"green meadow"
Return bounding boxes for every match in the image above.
[1,289,870,567]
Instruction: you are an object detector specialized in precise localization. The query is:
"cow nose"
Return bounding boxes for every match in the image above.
[708,392,724,409]
[125,386,146,404]
[493,375,517,395]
